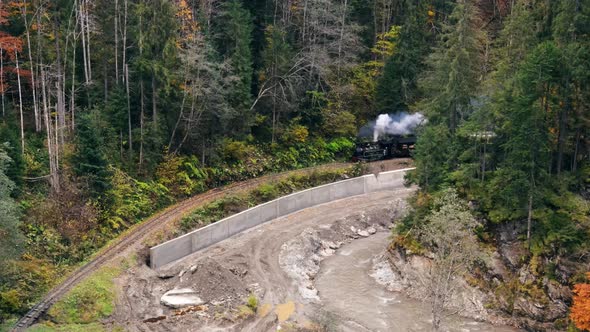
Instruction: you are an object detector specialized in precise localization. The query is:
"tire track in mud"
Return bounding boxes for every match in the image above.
[12,160,411,331]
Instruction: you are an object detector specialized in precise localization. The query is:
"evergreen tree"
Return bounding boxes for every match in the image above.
[0,121,23,190]
[491,42,561,246]
[411,0,485,190]
[258,24,297,142]
[215,0,254,136]
[375,0,430,115]
[419,0,484,132]
[0,144,22,263]
[73,110,113,199]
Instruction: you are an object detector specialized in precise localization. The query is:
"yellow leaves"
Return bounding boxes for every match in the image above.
[370,25,400,58]
[175,0,199,46]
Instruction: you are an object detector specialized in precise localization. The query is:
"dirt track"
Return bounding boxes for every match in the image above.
[15,159,412,331]
[110,189,417,331]
[112,183,519,331]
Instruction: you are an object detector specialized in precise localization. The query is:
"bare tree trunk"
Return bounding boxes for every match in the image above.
[175,96,199,154]
[115,0,119,84]
[80,1,90,86]
[168,78,188,150]
[139,79,145,168]
[1,48,4,117]
[125,64,132,158]
[337,0,348,79]
[104,64,108,102]
[271,98,276,144]
[21,0,41,132]
[122,0,128,78]
[15,51,25,154]
[42,69,59,192]
[54,95,60,187]
[70,31,77,130]
[54,17,66,147]
[526,193,533,251]
[572,129,580,172]
[152,74,157,124]
[84,0,92,81]
[302,0,308,43]
[138,12,144,169]
[36,0,43,120]
[481,139,487,182]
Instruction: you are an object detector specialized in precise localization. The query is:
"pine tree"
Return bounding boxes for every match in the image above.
[411,0,485,191]
[419,0,484,132]
[0,144,22,263]
[375,1,429,115]
[73,110,112,199]
[493,41,561,247]
[215,0,254,137]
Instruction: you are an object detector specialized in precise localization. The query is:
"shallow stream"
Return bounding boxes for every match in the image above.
[315,232,520,332]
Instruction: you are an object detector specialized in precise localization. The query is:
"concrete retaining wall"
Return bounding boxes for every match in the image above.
[150,168,414,268]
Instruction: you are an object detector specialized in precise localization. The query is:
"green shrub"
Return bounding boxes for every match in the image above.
[156,155,207,198]
[252,183,279,201]
[246,293,258,311]
[326,137,355,158]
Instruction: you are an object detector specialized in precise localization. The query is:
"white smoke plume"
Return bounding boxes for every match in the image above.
[373,113,425,142]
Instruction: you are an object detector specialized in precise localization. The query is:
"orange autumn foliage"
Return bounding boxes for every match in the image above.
[571,272,590,331]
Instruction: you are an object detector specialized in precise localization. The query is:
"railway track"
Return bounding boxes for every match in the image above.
[11,162,357,331]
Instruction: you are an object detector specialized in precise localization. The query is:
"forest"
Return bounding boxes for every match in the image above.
[0,0,589,329]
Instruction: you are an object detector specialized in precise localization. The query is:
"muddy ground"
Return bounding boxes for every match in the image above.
[110,186,519,332]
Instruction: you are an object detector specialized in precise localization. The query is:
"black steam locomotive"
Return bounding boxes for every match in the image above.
[352,135,417,161]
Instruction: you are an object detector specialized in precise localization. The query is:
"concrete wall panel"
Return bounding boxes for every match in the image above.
[278,190,312,215]
[191,225,212,253]
[209,219,229,247]
[224,211,250,236]
[332,177,365,200]
[239,201,277,233]
[250,200,278,225]
[150,168,414,268]
[310,184,333,205]
[363,174,380,193]
[150,233,192,269]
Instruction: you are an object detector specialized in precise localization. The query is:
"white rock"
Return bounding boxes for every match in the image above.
[350,226,357,233]
[367,227,377,235]
[320,248,335,257]
[299,285,319,301]
[161,288,205,308]
[322,240,339,250]
[357,230,370,237]
[189,265,198,274]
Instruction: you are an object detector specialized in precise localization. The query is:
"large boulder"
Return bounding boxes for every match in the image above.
[161,288,205,308]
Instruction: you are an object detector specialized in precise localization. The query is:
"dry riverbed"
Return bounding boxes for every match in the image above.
[110,188,520,332]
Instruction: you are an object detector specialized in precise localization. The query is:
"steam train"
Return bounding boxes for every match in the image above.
[352,135,417,161]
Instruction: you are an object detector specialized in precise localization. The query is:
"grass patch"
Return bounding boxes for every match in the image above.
[27,322,107,332]
[0,319,17,332]
[178,168,359,234]
[47,265,121,325]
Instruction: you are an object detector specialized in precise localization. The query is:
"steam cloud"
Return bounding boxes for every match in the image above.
[372,113,425,142]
